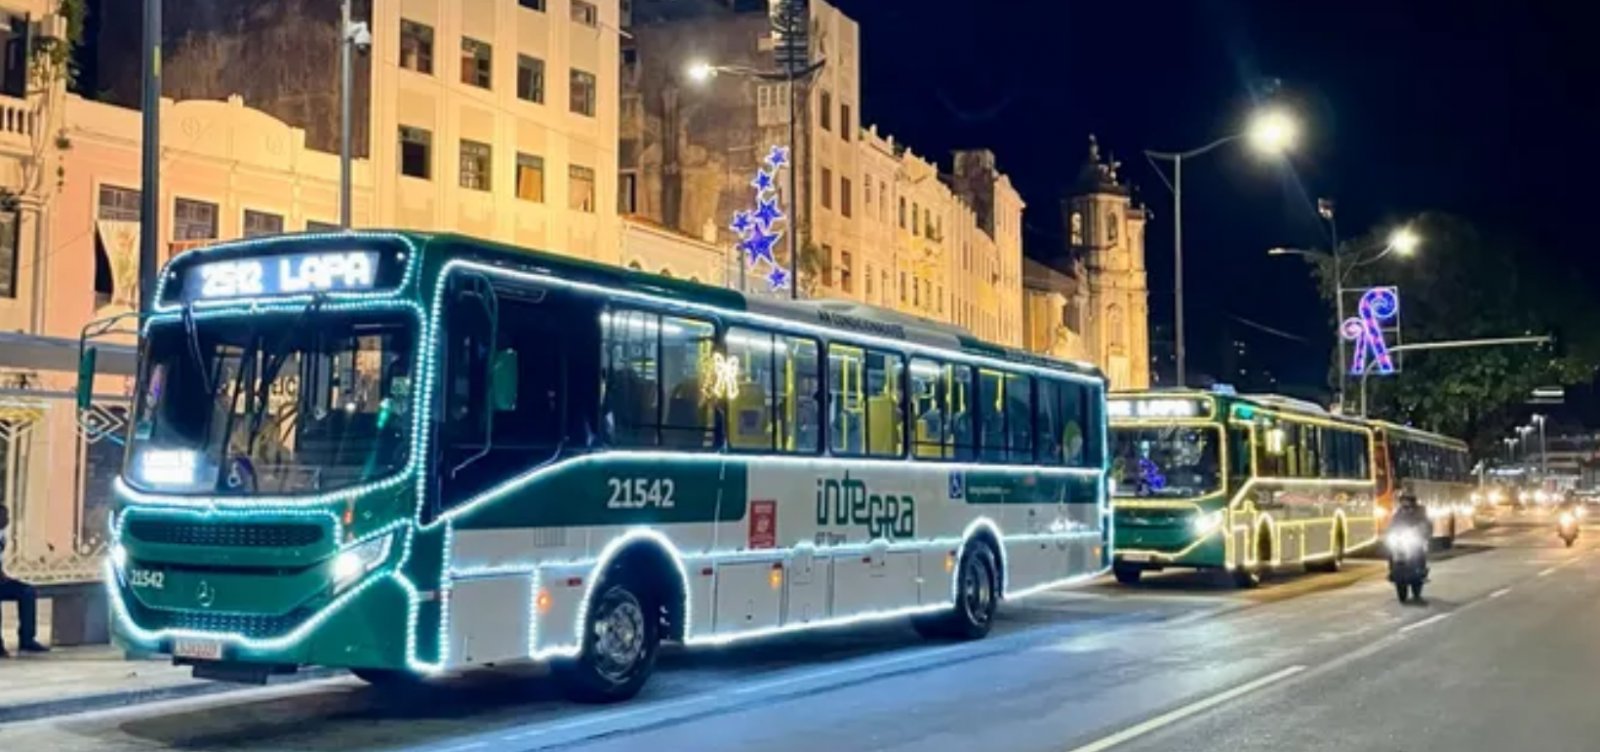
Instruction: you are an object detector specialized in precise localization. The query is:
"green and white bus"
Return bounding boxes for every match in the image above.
[86,231,1109,701]
[1108,390,1378,587]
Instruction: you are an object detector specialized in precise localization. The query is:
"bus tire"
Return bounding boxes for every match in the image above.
[559,575,660,704]
[351,667,431,697]
[1112,562,1141,585]
[1234,530,1271,588]
[915,543,999,640]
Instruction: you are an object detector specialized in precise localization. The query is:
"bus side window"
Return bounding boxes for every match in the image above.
[1035,379,1063,466]
[910,358,944,459]
[946,364,976,460]
[978,369,1006,462]
[1230,427,1251,483]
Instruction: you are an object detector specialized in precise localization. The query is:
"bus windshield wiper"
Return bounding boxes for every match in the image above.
[182,302,214,396]
[243,296,325,458]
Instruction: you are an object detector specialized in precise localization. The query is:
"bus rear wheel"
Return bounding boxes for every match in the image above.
[558,575,660,704]
[1234,531,1271,588]
[915,542,999,640]
[1112,562,1142,585]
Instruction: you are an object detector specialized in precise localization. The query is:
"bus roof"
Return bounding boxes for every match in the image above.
[167,230,1105,381]
[1366,419,1469,451]
[1109,388,1370,427]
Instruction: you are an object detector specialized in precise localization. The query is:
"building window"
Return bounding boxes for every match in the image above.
[1107,209,1119,243]
[0,211,17,299]
[461,37,492,89]
[97,185,141,221]
[459,140,492,191]
[913,276,920,306]
[865,263,874,296]
[820,89,832,131]
[619,172,637,213]
[1069,210,1083,245]
[400,20,433,74]
[899,271,906,303]
[569,165,597,212]
[570,69,597,116]
[898,197,906,228]
[841,103,851,141]
[880,181,888,221]
[307,220,341,233]
[400,126,432,179]
[840,250,853,293]
[243,209,284,238]
[937,285,944,313]
[820,244,833,286]
[517,55,545,103]
[864,173,872,206]
[571,0,598,26]
[881,271,889,302]
[912,202,920,235]
[174,198,219,240]
[519,0,545,10]
[516,153,545,202]
[820,167,832,209]
[840,177,852,218]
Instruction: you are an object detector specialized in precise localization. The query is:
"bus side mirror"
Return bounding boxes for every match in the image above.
[490,348,518,412]
[76,346,98,412]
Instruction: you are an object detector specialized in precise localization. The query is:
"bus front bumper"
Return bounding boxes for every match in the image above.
[1113,528,1228,570]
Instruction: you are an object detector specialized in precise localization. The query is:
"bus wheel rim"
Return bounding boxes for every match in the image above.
[593,597,646,681]
[962,557,994,624]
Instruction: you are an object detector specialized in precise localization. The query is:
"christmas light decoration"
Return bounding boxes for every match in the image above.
[1342,286,1399,376]
[732,145,793,291]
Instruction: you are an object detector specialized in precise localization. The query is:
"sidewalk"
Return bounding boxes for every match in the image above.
[0,604,341,725]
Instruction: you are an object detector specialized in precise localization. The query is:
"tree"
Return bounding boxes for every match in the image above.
[1307,213,1597,455]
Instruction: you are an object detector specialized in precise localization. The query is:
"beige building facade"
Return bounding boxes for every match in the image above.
[621,0,1026,347]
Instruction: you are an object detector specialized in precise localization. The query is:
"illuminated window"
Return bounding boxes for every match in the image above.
[516,153,545,202]
[569,165,596,212]
[910,359,975,461]
[600,309,716,448]
[828,344,904,457]
[459,140,492,191]
[724,327,821,454]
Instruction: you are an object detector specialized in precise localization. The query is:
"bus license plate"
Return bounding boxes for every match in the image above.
[174,639,223,661]
[1120,553,1151,563]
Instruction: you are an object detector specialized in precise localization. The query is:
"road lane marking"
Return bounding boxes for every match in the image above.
[1064,665,1306,752]
[1539,567,1557,577]
[1399,614,1448,634]
[1489,587,1511,599]
[436,744,489,752]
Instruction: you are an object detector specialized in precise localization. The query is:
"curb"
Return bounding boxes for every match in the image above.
[0,666,346,725]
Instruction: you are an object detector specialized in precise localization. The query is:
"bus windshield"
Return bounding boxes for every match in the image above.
[1110,426,1222,498]
[125,311,415,496]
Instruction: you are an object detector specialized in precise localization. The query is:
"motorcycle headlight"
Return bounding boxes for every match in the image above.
[1386,529,1423,553]
[1560,512,1575,527]
[332,534,394,591]
[1190,510,1225,536]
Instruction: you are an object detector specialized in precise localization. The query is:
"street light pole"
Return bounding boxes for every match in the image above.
[339,0,352,229]
[1172,155,1184,386]
[1533,414,1548,480]
[138,0,161,312]
[1358,336,1553,417]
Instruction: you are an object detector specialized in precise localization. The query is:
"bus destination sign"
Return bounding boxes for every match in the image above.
[1107,397,1211,420]
[183,251,382,302]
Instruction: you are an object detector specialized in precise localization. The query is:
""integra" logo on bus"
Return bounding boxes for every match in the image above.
[815,472,915,540]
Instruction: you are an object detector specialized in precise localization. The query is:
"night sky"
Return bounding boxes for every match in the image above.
[832,0,1598,394]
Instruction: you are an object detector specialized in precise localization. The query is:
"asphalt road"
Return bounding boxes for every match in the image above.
[2,516,1589,752]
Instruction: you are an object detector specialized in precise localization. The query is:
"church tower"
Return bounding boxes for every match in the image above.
[1064,136,1150,390]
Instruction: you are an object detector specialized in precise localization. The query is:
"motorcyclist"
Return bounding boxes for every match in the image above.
[1390,492,1432,540]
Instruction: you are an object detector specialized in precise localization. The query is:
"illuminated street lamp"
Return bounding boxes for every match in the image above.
[1146,107,1300,386]
[685,55,825,300]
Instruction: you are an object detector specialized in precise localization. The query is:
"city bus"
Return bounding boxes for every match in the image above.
[1108,390,1379,587]
[83,231,1109,702]
[1367,420,1475,546]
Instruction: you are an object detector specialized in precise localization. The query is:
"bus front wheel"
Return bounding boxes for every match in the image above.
[559,576,660,704]
[1112,563,1141,585]
[915,542,999,640]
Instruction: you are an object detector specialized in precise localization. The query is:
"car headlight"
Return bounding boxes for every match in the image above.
[1386,529,1423,553]
[332,534,393,590]
[1191,510,1225,536]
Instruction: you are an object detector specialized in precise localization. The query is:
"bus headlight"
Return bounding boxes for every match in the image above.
[332,534,393,590]
[1191,510,1225,536]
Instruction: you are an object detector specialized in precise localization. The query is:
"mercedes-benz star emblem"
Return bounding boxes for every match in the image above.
[196,579,216,609]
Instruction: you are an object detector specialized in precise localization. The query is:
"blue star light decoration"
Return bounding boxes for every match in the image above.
[731,145,792,292]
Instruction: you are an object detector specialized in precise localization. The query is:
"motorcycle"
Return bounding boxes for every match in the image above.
[1386,527,1429,603]
[1558,509,1581,547]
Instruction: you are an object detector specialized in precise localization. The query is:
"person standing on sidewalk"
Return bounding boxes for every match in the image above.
[0,503,51,657]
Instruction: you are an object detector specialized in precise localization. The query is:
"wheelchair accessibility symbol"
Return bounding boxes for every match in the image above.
[948,472,965,500]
